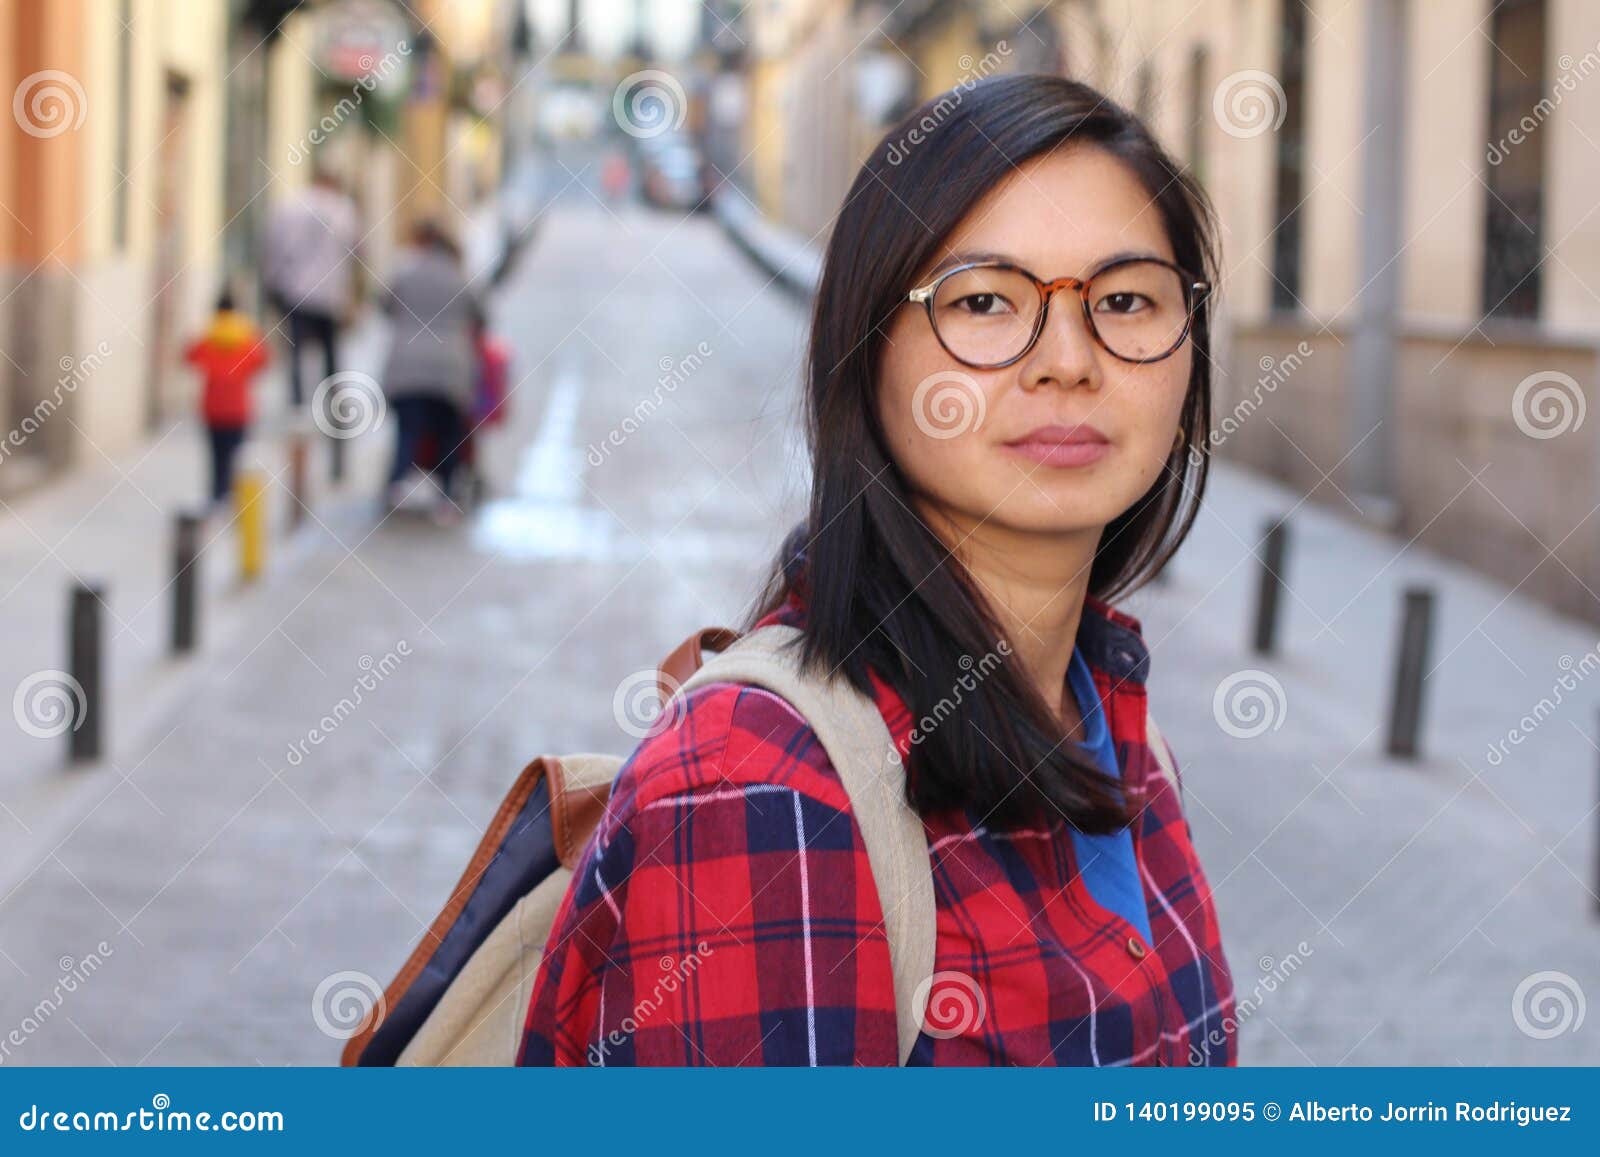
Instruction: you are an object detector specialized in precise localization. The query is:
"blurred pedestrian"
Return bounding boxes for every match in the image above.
[261,164,360,408]
[601,151,630,205]
[184,289,271,514]
[379,217,480,525]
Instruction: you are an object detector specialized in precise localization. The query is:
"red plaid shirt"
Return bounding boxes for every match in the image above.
[519,592,1236,1066]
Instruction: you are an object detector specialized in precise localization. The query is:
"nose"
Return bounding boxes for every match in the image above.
[1017,289,1101,392]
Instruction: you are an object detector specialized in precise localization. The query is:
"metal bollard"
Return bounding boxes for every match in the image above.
[1386,586,1435,758]
[68,583,104,764]
[288,432,309,530]
[1253,517,1289,655]
[329,430,346,485]
[172,512,201,654]
[324,391,347,485]
[236,470,267,582]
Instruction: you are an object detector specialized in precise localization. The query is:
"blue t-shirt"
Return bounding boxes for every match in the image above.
[1064,645,1153,944]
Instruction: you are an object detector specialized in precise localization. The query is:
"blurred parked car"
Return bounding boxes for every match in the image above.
[638,138,706,211]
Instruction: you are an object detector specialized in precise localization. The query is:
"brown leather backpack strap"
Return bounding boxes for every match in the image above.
[547,754,624,869]
[656,626,740,701]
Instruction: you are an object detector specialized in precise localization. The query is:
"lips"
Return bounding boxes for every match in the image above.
[1002,423,1111,468]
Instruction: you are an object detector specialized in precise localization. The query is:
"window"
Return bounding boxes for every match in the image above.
[1270,0,1308,313]
[1482,0,1546,320]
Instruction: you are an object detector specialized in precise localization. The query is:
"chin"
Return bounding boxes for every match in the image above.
[981,499,1113,536]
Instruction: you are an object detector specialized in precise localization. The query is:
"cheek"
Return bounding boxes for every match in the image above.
[876,317,1000,483]
[1102,336,1190,408]
[1121,353,1193,484]
[1153,349,1193,444]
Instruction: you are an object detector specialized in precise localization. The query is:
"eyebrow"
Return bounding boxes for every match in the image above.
[926,248,1167,277]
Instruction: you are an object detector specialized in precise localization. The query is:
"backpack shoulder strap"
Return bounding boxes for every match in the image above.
[677,624,934,1065]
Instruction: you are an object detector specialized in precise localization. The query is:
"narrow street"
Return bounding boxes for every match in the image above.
[0,197,810,1064]
[1,193,1596,1067]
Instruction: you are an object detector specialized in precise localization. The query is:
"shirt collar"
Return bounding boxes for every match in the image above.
[1079,595,1150,686]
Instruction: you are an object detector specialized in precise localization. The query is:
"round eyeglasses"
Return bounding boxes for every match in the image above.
[906,257,1210,369]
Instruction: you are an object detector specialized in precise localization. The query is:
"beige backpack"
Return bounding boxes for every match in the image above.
[340,624,1179,1066]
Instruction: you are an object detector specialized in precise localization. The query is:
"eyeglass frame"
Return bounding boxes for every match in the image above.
[905,256,1212,369]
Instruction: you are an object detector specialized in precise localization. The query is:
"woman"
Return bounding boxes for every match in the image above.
[380,218,480,524]
[522,74,1235,1066]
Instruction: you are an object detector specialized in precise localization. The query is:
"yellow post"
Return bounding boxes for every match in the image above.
[236,470,267,582]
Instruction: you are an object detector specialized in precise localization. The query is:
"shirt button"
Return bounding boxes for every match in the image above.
[1126,936,1148,960]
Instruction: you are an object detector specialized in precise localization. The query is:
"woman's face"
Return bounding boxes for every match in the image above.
[877,145,1193,543]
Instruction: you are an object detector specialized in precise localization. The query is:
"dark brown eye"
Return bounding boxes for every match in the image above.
[1094,291,1152,315]
[950,292,1014,316]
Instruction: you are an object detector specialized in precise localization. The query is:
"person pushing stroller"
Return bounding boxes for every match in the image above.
[379,217,481,525]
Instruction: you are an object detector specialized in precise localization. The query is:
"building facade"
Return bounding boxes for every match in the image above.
[731,0,1600,621]
[2,0,234,490]
[1,0,512,495]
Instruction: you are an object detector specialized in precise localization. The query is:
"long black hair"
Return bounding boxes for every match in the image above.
[747,74,1219,834]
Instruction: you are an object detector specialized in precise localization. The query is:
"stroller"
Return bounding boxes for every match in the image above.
[411,330,510,509]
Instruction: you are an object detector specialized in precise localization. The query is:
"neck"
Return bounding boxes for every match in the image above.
[917,501,1100,739]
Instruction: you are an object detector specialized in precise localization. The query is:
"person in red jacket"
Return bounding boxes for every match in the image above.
[184,291,271,511]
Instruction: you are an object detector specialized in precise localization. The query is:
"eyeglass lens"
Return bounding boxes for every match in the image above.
[929,261,1194,365]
